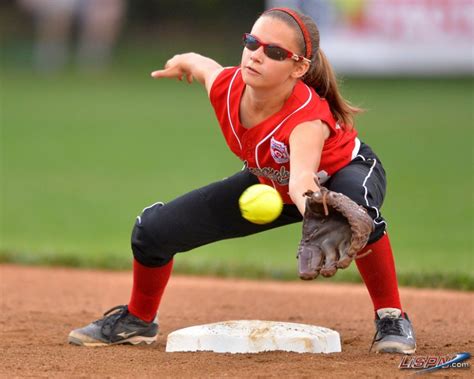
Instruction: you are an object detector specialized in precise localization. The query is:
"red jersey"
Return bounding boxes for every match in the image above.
[209,66,360,204]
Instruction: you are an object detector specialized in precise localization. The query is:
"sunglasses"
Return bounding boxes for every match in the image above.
[242,33,311,63]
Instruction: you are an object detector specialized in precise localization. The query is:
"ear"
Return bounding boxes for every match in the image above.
[291,60,310,79]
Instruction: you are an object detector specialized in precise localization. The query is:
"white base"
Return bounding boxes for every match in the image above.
[166,320,341,354]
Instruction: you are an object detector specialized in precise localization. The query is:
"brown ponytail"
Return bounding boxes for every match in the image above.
[304,48,362,127]
[263,9,362,128]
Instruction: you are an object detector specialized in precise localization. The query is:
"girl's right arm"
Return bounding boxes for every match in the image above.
[151,53,223,95]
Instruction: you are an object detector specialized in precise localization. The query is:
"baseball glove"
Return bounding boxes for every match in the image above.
[297,184,374,280]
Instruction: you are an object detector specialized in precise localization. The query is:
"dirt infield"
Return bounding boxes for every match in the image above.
[1,264,473,378]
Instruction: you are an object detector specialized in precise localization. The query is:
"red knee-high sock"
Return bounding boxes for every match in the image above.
[128,258,173,322]
[355,233,402,314]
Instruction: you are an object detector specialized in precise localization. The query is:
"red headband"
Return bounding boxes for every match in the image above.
[264,7,313,60]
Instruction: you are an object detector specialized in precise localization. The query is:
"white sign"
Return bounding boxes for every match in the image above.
[268,0,474,75]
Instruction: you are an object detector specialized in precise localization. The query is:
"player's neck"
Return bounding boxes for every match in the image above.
[243,80,295,115]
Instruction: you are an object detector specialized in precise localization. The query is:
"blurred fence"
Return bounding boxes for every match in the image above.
[1,0,472,75]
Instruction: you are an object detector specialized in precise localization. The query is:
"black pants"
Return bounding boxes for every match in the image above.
[132,143,387,267]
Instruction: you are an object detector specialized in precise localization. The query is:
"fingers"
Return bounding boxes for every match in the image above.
[151,66,181,79]
[151,55,194,83]
[335,226,353,268]
[297,245,323,280]
[186,73,194,84]
[336,239,352,269]
[319,241,337,277]
[150,67,194,83]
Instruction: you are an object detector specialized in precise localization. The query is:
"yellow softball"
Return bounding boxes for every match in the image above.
[239,184,283,224]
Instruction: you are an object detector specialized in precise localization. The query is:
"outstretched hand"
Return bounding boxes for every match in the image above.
[151,54,194,83]
[150,52,223,92]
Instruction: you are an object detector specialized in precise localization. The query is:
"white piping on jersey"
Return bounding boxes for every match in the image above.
[227,68,243,151]
[254,84,313,176]
[351,137,361,160]
[357,155,387,226]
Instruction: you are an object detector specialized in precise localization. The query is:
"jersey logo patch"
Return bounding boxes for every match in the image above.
[270,137,289,164]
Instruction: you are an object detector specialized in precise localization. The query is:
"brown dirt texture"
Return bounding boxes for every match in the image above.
[1,264,473,378]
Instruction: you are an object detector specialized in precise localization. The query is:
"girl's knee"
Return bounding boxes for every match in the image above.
[131,202,174,267]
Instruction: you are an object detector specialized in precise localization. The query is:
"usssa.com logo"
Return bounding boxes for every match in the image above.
[399,352,471,373]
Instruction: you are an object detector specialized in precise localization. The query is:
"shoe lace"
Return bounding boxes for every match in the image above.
[94,305,129,334]
[369,317,404,352]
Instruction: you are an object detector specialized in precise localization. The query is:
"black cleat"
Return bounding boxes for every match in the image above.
[68,305,158,347]
[371,308,416,354]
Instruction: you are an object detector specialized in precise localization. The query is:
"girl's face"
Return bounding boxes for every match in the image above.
[241,16,307,89]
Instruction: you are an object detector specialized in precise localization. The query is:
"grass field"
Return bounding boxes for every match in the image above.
[1,51,473,289]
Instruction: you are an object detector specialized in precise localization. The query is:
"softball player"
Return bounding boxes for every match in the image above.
[69,8,416,354]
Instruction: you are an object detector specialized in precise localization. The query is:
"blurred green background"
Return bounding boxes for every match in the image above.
[1,1,473,290]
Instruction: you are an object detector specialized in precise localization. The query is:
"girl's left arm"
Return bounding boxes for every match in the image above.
[288,120,330,215]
